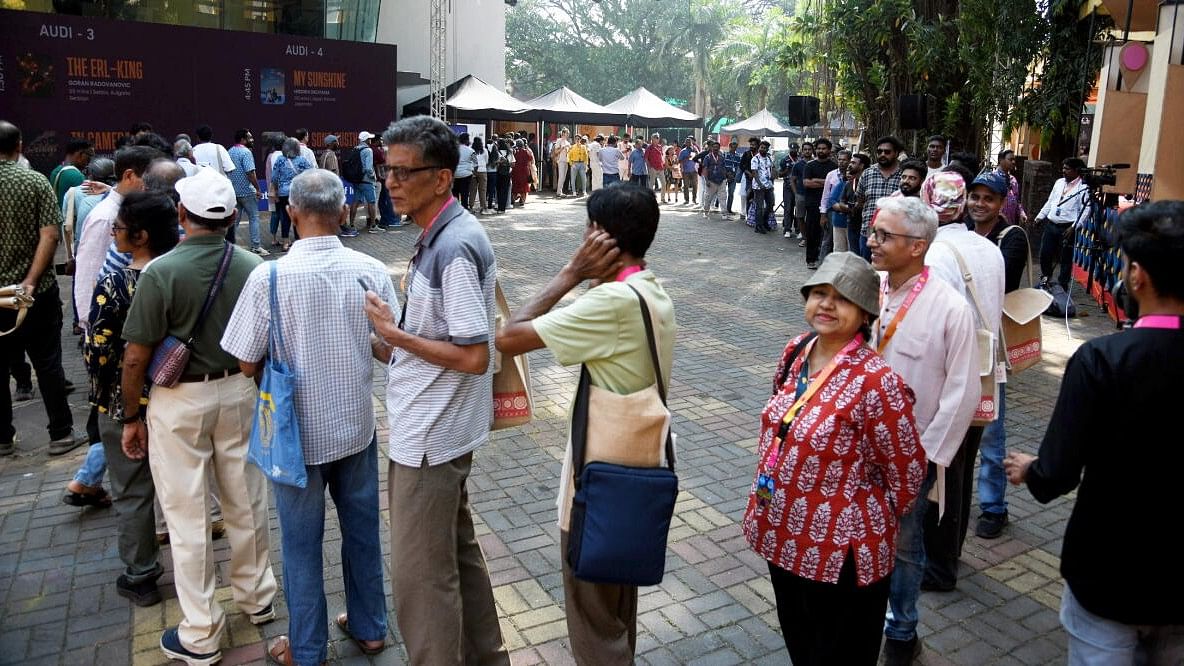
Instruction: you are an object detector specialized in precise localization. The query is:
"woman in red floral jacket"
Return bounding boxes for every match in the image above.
[742,251,926,665]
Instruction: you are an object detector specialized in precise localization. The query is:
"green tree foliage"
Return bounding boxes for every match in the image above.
[800,0,1051,156]
[505,0,798,132]
[1014,0,1111,159]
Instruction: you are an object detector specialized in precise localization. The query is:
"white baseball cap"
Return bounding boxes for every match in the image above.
[175,165,236,218]
[358,131,374,142]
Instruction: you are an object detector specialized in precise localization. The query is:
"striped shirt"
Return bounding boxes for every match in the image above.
[385,199,497,467]
[221,236,396,465]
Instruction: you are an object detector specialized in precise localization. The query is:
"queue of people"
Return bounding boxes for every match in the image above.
[3,112,1183,666]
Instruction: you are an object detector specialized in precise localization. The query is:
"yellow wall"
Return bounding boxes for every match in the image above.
[1152,65,1184,200]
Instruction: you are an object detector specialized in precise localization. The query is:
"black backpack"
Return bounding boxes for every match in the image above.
[496,151,512,176]
[340,147,365,184]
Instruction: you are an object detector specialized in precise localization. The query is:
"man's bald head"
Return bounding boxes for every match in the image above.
[143,158,186,195]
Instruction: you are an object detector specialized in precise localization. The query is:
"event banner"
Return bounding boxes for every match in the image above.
[0,9,397,174]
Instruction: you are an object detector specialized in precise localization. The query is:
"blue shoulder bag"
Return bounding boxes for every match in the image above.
[566,286,678,586]
[247,262,307,488]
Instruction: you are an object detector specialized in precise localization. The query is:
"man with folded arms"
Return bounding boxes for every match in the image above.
[120,166,276,666]
[496,184,675,665]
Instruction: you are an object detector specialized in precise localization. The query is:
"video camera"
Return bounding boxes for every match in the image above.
[1081,163,1129,190]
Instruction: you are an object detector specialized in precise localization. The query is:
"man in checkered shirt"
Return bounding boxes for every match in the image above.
[855,136,904,259]
[222,169,396,665]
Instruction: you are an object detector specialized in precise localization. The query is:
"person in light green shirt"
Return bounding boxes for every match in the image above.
[496,183,675,665]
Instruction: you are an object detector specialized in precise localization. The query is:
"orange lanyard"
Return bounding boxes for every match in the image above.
[763,335,863,470]
[876,267,929,354]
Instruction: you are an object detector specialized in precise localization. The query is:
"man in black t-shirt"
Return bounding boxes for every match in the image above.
[802,138,838,268]
[737,137,759,217]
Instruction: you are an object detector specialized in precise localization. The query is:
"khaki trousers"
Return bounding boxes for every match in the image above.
[560,531,638,665]
[388,453,508,666]
[147,373,276,654]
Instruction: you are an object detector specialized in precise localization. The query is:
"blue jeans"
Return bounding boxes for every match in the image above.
[378,182,399,226]
[272,437,387,665]
[602,173,620,186]
[1060,585,1184,665]
[849,225,864,260]
[235,195,263,249]
[978,383,1007,515]
[886,463,937,642]
[73,442,107,487]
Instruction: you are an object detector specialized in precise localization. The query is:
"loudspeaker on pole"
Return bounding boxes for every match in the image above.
[787,96,821,127]
[899,95,928,130]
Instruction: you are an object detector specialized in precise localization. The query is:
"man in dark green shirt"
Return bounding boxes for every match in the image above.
[119,166,276,665]
[0,121,84,457]
[49,138,93,207]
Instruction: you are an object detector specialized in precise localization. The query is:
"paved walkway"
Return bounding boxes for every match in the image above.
[1,194,1116,665]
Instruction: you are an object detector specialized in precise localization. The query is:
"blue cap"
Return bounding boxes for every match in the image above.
[971,171,1008,196]
[324,135,339,145]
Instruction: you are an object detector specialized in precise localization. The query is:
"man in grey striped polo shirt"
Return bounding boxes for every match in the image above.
[364,116,508,665]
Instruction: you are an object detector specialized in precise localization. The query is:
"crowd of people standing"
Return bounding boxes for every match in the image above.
[2,112,1182,666]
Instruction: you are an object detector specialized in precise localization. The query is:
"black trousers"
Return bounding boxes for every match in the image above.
[452,176,473,210]
[768,554,890,666]
[924,425,984,587]
[1,283,74,443]
[805,204,823,263]
[495,174,512,211]
[752,188,775,232]
[1039,221,1074,288]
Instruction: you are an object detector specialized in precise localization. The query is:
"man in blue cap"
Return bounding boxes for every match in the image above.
[966,171,1028,539]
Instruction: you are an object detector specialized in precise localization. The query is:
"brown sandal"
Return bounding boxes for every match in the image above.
[335,613,385,655]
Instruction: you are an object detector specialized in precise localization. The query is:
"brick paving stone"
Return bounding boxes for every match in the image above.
[3,196,1118,663]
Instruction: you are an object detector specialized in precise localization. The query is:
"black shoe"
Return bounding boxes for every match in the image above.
[117,574,162,607]
[14,385,34,402]
[63,379,75,394]
[976,511,1009,539]
[920,574,956,592]
[882,636,921,666]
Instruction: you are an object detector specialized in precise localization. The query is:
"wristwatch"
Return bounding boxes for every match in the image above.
[119,412,142,425]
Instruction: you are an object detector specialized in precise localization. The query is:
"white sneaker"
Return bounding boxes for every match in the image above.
[784,231,793,238]
[250,246,271,257]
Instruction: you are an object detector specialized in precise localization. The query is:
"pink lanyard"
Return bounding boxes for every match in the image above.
[876,267,929,353]
[1133,315,1182,330]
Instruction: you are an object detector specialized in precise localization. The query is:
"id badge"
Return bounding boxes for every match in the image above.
[995,361,1007,384]
[755,473,776,508]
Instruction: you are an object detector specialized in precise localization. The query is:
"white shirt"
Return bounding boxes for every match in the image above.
[298,142,316,166]
[878,271,979,467]
[926,224,1006,337]
[192,142,235,175]
[74,189,123,328]
[587,141,602,171]
[553,138,571,164]
[176,158,199,177]
[1037,177,1089,226]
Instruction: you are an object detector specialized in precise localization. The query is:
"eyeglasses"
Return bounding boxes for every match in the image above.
[388,165,444,184]
[111,224,128,234]
[870,227,922,244]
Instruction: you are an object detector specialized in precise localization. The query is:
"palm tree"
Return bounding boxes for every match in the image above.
[714,8,792,116]
[661,0,743,133]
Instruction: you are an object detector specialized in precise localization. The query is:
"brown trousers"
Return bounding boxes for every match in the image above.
[388,453,508,666]
[560,531,638,665]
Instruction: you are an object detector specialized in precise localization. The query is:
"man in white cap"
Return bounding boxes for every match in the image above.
[345,131,377,236]
[119,165,277,666]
